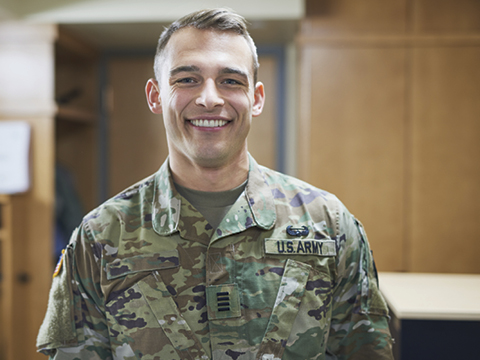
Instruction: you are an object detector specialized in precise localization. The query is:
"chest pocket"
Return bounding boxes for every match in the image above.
[256,259,311,360]
[105,251,209,360]
[256,258,333,360]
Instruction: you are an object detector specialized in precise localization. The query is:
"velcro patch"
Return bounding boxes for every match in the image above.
[206,284,241,320]
[264,239,336,256]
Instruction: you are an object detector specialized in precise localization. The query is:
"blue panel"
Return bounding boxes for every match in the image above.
[400,319,480,360]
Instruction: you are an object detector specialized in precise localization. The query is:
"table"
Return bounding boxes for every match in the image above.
[378,272,480,360]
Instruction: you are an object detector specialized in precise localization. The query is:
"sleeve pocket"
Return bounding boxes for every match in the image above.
[37,245,79,353]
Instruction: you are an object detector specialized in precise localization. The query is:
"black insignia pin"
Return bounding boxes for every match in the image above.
[286,225,309,237]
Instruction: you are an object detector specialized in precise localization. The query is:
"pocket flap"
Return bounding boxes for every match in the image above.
[106,250,179,280]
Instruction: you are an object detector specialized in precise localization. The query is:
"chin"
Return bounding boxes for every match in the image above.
[194,157,227,169]
[192,151,231,168]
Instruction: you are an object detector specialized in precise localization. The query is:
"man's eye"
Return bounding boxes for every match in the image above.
[223,79,242,85]
[177,78,196,84]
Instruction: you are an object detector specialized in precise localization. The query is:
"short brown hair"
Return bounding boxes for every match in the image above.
[154,8,259,84]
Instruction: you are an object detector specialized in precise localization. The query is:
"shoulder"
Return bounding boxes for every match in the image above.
[88,173,155,217]
[254,164,360,241]
[258,164,346,214]
[80,173,157,240]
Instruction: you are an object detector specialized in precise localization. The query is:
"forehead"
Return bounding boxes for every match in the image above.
[161,27,254,77]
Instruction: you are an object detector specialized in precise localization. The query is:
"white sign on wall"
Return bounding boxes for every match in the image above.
[0,121,31,194]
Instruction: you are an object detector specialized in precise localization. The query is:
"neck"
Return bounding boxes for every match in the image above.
[169,151,249,192]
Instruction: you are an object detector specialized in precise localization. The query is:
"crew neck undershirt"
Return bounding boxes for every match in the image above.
[173,180,247,229]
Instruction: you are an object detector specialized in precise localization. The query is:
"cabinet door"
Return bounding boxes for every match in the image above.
[108,57,169,196]
[248,54,278,170]
[410,47,480,273]
[299,46,407,271]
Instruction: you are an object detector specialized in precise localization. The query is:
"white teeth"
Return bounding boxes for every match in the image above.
[190,119,228,127]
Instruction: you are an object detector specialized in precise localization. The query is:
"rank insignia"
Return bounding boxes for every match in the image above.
[53,249,65,278]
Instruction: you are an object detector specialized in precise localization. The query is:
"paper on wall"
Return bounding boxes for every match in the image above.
[0,121,31,194]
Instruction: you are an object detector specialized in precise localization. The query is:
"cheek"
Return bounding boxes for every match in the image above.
[162,87,185,110]
[227,93,254,116]
[170,90,198,115]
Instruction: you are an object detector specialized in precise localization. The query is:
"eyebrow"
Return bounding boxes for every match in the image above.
[169,65,249,81]
[220,67,249,80]
[169,65,201,78]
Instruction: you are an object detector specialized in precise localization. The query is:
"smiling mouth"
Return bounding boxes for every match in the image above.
[189,119,229,128]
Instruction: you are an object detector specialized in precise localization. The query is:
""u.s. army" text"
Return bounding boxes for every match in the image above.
[264,239,337,256]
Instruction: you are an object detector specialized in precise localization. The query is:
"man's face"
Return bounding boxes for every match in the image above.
[146,27,264,169]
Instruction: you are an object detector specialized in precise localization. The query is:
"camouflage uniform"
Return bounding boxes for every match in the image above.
[37,156,393,359]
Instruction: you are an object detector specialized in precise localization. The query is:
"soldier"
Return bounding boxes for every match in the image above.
[37,8,394,360]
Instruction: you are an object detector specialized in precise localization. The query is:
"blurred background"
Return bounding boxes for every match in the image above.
[0,0,479,359]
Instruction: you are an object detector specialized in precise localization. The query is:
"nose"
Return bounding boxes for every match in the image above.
[195,79,224,109]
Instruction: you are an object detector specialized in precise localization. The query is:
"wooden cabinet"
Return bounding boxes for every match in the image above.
[298,0,480,273]
[55,29,99,212]
[379,272,480,359]
[298,45,407,271]
[0,23,56,360]
[0,23,98,360]
[0,194,11,358]
[410,46,480,272]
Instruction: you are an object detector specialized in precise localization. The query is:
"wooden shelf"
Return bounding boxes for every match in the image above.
[56,26,97,61]
[56,106,97,123]
[55,27,98,125]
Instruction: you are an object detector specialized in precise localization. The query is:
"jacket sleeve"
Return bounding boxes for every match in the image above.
[326,203,394,359]
[37,225,112,359]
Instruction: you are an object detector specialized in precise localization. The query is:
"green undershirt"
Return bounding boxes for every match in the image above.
[174,180,247,229]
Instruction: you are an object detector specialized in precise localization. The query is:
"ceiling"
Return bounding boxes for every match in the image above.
[62,20,299,50]
[0,0,304,49]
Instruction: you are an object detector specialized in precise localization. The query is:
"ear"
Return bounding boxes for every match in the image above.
[146,78,163,114]
[252,81,265,117]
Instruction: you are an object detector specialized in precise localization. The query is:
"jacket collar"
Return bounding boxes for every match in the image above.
[152,155,276,236]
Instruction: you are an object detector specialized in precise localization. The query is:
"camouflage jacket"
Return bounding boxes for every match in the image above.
[37,156,393,360]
